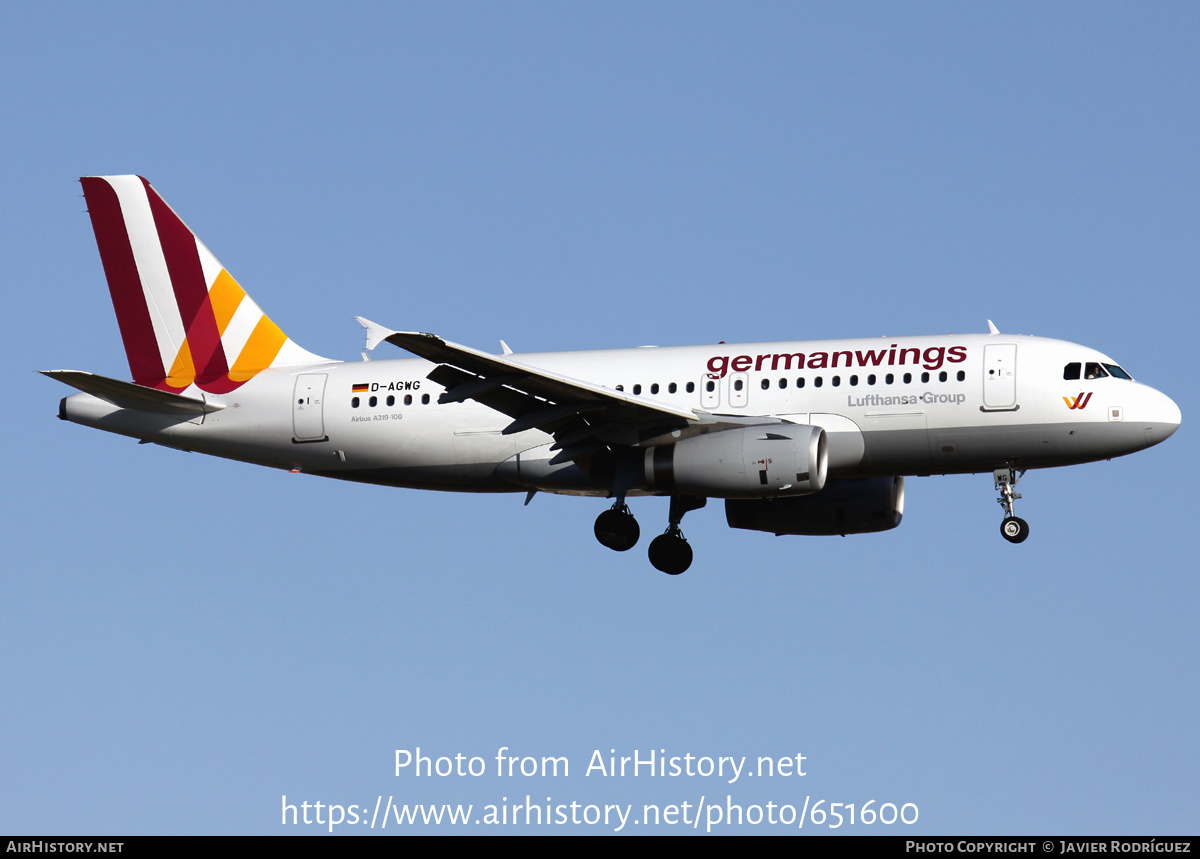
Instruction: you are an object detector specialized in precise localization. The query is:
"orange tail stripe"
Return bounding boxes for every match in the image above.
[166,340,197,389]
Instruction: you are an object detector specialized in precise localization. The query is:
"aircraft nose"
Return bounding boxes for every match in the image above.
[1143,387,1181,447]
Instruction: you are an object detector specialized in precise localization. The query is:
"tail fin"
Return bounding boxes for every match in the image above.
[80,175,330,394]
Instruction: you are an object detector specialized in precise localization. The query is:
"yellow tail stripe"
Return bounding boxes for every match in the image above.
[209,269,247,336]
[228,316,288,381]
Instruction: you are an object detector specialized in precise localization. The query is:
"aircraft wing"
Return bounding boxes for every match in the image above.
[358,318,699,462]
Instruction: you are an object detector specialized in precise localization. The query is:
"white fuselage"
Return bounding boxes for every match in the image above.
[59,332,1181,497]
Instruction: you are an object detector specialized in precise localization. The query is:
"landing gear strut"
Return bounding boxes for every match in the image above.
[994,467,1029,544]
[595,500,640,551]
[649,495,706,575]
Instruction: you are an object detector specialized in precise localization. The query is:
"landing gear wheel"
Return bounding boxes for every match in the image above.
[1000,516,1029,544]
[648,532,692,575]
[994,468,1029,545]
[595,507,639,552]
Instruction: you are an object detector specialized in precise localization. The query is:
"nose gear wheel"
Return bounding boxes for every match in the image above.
[1001,515,1029,543]
[994,467,1030,544]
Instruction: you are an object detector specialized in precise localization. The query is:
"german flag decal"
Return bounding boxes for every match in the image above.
[352,383,369,393]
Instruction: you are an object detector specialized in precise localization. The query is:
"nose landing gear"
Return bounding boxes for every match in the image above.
[994,467,1029,544]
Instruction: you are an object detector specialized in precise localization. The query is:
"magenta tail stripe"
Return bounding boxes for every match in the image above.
[80,178,166,386]
[142,178,230,383]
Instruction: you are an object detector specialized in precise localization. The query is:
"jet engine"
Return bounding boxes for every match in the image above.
[724,476,905,535]
[643,424,827,498]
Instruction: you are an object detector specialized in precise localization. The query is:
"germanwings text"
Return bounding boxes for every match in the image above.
[706,345,967,378]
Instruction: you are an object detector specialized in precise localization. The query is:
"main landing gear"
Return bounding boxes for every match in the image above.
[594,501,639,552]
[648,495,706,576]
[994,467,1029,544]
[594,495,706,575]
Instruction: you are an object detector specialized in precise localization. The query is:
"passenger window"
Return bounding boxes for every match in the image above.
[404,394,412,406]
[814,377,823,388]
[1064,362,1081,381]
[351,397,360,408]
[956,370,965,382]
[903,373,912,384]
[633,384,642,395]
[885,373,894,385]
[831,376,841,387]
[651,383,659,394]
[686,382,695,393]
[1085,363,1108,380]
[921,372,930,383]
[616,384,624,392]
[369,396,378,407]
[796,377,805,388]
[705,380,715,392]
[939,371,947,382]
[733,379,744,391]
[669,382,677,393]
[850,375,859,386]
[761,378,770,390]
[422,393,430,404]
[867,374,876,385]
[778,378,787,389]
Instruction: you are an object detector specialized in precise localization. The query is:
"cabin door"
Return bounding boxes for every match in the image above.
[293,374,328,441]
[982,344,1018,410]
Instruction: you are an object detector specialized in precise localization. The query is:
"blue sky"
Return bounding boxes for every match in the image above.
[1,2,1197,834]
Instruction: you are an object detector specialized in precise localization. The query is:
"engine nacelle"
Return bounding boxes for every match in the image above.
[643,424,827,498]
[724,476,905,535]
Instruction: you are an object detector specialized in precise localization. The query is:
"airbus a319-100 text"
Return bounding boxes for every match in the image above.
[46,176,1181,574]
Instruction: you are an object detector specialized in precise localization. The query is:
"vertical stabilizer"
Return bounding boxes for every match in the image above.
[80,175,330,393]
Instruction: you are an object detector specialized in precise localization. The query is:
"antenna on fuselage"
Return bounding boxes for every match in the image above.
[987,320,1000,335]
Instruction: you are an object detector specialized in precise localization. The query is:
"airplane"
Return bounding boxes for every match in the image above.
[46,176,1182,574]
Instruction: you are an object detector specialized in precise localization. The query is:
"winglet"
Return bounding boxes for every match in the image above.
[987,319,1000,335]
[356,316,397,351]
[500,340,513,355]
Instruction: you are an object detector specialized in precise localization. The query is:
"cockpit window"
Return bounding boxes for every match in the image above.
[1063,362,1081,380]
[1103,363,1132,380]
[1084,362,1109,380]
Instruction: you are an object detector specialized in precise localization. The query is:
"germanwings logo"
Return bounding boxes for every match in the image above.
[1063,392,1093,410]
[81,176,295,395]
[705,344,968,377]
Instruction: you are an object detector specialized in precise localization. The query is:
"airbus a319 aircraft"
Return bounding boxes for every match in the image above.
[47,176,1181,574]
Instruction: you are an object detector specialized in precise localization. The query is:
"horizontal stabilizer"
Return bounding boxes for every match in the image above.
[41,370,224,415]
